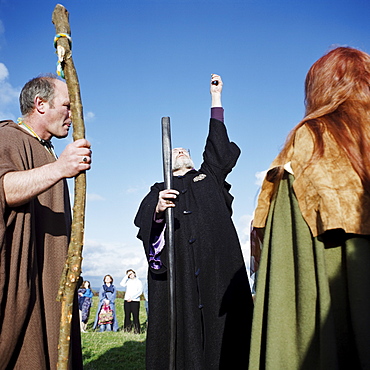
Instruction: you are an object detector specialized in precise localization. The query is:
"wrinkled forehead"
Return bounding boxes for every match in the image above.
[54,79,70,100]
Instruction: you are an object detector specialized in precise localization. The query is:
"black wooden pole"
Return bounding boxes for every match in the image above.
[161,116,176,369]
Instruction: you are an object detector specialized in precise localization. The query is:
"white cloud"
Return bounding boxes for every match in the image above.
[235,213,254,286]
[84,111,95,122]
[235,214,253,243]
[0,63,20,120]
[255,170,267,186]
[87,193,105,201]
[81,239,148,289]
[0,62,9,81]
[126,187,140,194]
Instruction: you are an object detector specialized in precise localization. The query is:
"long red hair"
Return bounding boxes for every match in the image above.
[274,46,370,192]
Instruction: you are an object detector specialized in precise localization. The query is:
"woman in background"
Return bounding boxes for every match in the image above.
[250,46,370,369]
[93,275,119,332]
[120,269,143,333]
[78,280,93,332]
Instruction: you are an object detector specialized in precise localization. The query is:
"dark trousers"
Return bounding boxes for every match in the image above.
[124,300,140,333]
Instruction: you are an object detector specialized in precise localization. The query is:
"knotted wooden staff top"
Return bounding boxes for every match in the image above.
[52,4,86,369]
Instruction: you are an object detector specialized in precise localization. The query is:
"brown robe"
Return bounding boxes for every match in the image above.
[0,121,82,369]
[253,124,370,237]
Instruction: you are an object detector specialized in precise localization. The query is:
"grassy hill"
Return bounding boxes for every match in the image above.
[82,297,147,369]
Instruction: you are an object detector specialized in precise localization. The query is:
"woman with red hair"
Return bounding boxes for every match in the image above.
[250,47,370,369]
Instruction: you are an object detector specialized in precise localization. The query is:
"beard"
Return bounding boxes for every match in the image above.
[172,156,194,171]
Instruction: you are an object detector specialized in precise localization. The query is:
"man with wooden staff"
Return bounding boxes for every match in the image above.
[135,74,253,369]
[0,75,91,369]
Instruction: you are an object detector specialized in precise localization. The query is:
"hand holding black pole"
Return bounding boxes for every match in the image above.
[161,116,176,369]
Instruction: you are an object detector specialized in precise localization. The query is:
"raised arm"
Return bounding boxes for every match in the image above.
[201,73,240,182]
[211,74,223,107]
[120,274,129,287]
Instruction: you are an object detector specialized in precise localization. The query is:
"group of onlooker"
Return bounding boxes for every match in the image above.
[77,270,145,333]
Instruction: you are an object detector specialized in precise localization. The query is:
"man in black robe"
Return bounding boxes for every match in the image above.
[135,74,253,369]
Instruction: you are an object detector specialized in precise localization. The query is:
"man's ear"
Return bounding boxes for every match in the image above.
[34,95,47,114]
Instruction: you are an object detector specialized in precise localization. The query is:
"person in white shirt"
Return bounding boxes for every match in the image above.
[120,269,143,333]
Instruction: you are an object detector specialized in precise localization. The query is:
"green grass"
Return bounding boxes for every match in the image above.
[81,297,147,369]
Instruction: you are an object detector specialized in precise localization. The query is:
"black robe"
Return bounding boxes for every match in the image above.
[135,118,253,369]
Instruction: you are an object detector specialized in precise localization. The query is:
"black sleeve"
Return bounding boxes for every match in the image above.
[200,118,240,215]
[134,182,167,274]
[200,118,240,184]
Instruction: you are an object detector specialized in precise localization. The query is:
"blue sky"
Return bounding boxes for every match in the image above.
[1,0,370,288]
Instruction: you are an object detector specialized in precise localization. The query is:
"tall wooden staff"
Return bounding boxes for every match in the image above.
[161,117,176,369]
[52,4,86,369]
